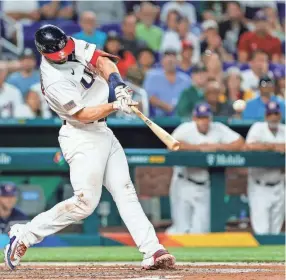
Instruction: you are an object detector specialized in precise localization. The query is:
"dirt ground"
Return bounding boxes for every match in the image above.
[0,263,284,280]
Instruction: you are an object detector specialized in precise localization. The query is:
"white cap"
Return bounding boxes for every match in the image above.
[226,67,241,77]
[202,20,218,31]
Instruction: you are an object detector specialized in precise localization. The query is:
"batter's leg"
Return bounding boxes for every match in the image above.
[5,130,111,269]
[270,182,285,234]
[103,133,175,268]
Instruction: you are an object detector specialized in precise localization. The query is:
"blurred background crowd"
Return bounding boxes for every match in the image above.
[0,0,285,120]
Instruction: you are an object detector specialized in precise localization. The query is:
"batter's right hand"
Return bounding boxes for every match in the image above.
[113,98,138,114]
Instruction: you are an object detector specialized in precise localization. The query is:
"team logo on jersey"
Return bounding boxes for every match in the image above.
[85,43,90,50]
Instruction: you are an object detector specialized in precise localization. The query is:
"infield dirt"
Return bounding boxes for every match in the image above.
[0,262,285,280]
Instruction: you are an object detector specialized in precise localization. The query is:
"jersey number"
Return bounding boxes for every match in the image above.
[80,67,95,89]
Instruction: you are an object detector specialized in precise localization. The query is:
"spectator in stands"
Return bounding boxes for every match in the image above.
[275,73,285,100]
[0,68,23,119]
[143,50,190,117]
[6,48,40,97]
[201,20,234,62]
[242,75,285,120]
[76,1,125,25]
[225,67,254,102]
[103,34,136,78]
[241,50,270,94]
[176,65,208,117]
[121,14,146,57]
[202,9,216,21]
[200,79,234,117]
[0,60,21,74]
[203,52,224,86]
[238,10,282,63]
[161,17,200,64]
[0,182,28,234]
[160,0,197,24]
[73,11,107,49]
[136,2,163,51]
[137,47,155,74]
[178,41,194,76]
[16,83,52,119]
[168,103,244,234]
[219,1,248,55]
[165,9,181,31]
[241,1,278,20]
[125,67,149,116]
[15,89,52,119]
[265,7,284,41]
[2,1,40,27]
[245,101,285,234]
[39,0,74,20]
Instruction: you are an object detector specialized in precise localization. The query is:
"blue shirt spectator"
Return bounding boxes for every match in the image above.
[73,11,107,49]
[143,51,191,117]
[242,75,285,120]
[39,1,74,20]
[6,48,40,97]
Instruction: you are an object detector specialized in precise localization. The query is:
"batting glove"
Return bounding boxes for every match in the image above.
[114,85,134,100]
[113,98,138,114]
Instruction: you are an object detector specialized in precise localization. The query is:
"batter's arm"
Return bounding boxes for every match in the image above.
[73,103,116,123]
[94,56,120,81]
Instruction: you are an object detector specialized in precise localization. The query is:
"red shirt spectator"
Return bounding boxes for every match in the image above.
[103,34,136,78]
[238,10,281,63]
[117,51,137,78]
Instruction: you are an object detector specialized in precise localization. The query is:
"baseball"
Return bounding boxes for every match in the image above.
[233,99,246,112]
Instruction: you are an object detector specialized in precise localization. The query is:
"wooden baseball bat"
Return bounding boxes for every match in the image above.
[131,106,180,151]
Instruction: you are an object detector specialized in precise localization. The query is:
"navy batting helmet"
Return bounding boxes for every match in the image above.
[34,24,75,62]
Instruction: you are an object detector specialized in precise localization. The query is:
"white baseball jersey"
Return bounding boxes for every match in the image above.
[172,121,241,181]
[246,122,285,182]
[0,83,23,118]
[40,38,109,126]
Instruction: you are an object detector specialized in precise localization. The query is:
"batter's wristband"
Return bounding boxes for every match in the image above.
[108,72,125,89]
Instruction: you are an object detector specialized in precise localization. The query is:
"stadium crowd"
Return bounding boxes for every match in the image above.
[0,0,284,120]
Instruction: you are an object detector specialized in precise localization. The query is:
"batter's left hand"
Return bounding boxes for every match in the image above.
[114,85,134,100]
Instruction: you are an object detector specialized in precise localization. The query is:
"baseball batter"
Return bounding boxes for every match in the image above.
[167,103,244,234]
[4,25,175,270]
[245,101,285,234]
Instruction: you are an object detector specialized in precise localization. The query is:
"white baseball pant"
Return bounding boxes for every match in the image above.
[20,122,164,258]
[248,178,285,234]
[168,175,210,233]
